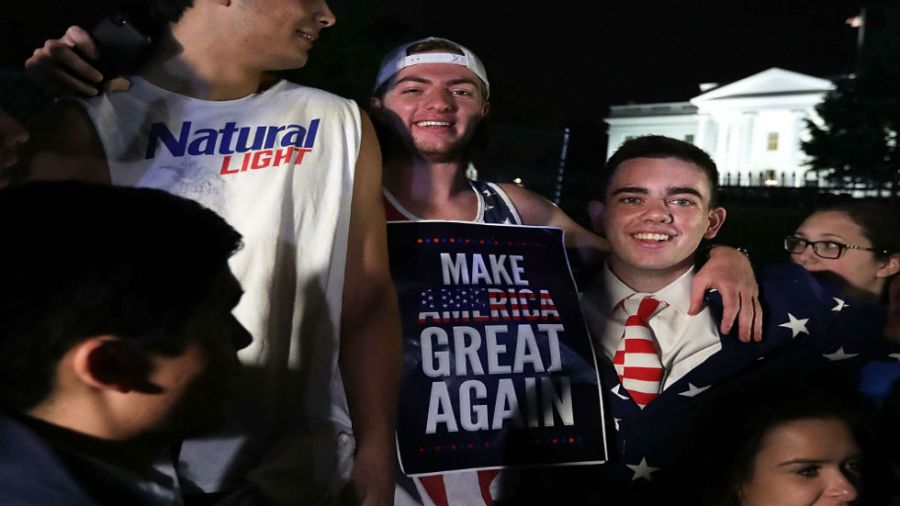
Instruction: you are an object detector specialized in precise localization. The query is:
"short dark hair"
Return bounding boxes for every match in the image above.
[0,181,242,411]
[601,135,720,207]
[408,38,465,55]
[105,0,192,42]
[818,200,900,259]
[148,0,194,25]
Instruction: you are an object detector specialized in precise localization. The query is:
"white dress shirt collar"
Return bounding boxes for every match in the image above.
[600,263,695,315]
[584,262,721,390]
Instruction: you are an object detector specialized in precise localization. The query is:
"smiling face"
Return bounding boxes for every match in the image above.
[740,418,861,506]
[791,210,898,301]
[375,60,489,163]
[592,156,726,292]
[230,0,335,71]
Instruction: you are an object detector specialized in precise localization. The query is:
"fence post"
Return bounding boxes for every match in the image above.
[553,127,570,205]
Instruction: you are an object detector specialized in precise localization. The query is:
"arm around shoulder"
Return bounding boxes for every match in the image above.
[497,183,608,268]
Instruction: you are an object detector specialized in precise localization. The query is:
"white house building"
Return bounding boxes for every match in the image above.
[605,68,835,187]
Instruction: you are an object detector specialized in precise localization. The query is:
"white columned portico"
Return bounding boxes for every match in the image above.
[695,113,711,153]
[606,68,835,188]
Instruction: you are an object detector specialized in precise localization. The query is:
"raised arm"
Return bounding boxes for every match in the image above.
[339,110,402,506]
[25,25,131,97]
[497,183,609,268]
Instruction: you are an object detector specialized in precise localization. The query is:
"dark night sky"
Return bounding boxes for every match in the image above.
[369,0,865,126]
[0,0,882,225]
[0,0,868,127]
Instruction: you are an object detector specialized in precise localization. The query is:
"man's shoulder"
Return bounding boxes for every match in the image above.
[268,80,358,108]
[490,182,555,224]
[235,81,362,126]
[752,263,887,350]
[705,263,838,341]
[757,262,818,285]
[0,414,98,505]
[491,181,541,204]
[756,263,845,308]
[84,77,357,112]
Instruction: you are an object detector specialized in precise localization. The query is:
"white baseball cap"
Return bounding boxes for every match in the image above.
[373,37,490,98]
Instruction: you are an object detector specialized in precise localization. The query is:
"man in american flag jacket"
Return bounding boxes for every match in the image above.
[514,135,891,504]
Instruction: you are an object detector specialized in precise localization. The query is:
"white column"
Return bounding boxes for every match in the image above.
[723,116,740,179]
[714,115,729,173]
[737,112,756,175]
[788,109,806,186]
[695,114,710,150]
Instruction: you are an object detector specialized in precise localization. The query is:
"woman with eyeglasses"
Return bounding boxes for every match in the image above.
[785,201,900,303]
[787,202,900,411]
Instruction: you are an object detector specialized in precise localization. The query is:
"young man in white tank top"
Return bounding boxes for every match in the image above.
[20,2,400,505]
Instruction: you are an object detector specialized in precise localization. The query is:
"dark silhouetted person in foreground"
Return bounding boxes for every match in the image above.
[0,181,251,505]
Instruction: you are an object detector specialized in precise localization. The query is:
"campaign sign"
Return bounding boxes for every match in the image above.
[388,221,607,475]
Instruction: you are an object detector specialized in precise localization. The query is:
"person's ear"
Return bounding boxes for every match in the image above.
[70,337,153,394]
[370,96,384,112]
[876,253,900,279]
[587,200,606,234]
[481,100,490,117]
[703,207,727,240]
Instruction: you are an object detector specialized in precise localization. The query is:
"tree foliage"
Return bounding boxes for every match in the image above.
[803,1,899,190]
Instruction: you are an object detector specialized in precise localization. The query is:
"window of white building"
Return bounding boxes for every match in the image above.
[767,132,779,151]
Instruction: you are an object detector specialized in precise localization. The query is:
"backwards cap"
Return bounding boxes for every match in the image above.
[373,37,490,98]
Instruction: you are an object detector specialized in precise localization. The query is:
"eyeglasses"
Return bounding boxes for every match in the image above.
[784,235,886,260]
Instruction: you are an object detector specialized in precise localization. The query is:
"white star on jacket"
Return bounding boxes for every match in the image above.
[831,297,849,312]
[611,384,629,400]
[627,458,660,481]
[823,347,859,361]
[678,383,711,398]
[779,313,810,338]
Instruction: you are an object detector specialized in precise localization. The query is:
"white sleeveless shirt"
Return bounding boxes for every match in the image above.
[76,77,361,500]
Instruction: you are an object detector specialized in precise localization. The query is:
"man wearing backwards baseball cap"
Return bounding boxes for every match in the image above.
[369,36,761,506]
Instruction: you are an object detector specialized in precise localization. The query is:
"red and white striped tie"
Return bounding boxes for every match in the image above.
[612,296,668,408]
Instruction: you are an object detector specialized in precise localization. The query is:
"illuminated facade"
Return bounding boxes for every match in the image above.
[605,68,834,187]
